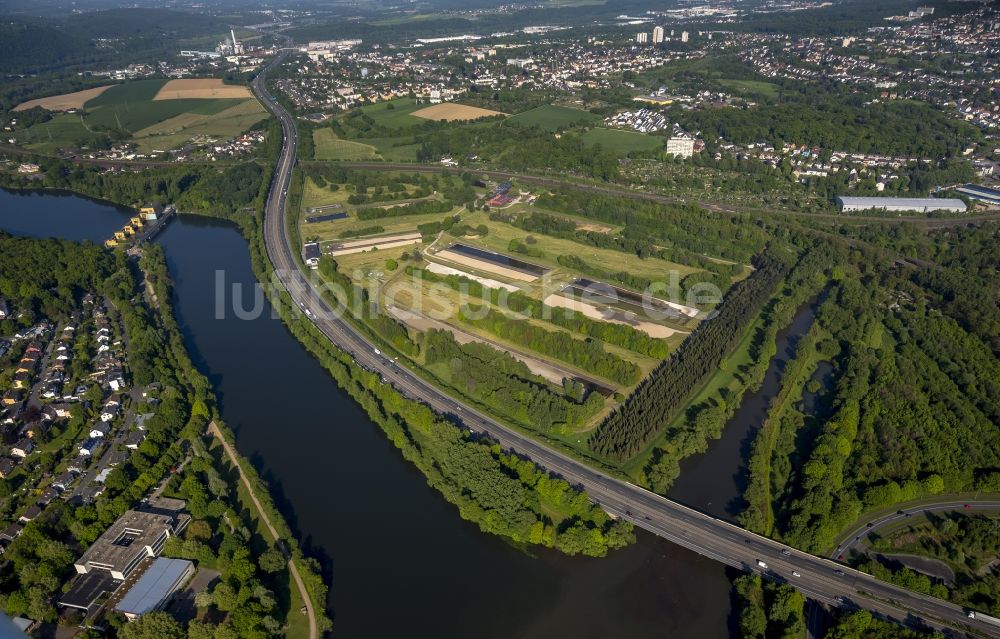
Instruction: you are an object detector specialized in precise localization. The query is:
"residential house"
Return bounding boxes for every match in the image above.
[18,505,41,524]
[1,390,21,407]
[52,470,78,492]
[89,422,111,439]
[107,369,126,392]
[100,399,120,423]
[10,438,34,458]
[78,438,102,457]
[0,523,24,543]
[125,430,147,450]
[0,458,16,478]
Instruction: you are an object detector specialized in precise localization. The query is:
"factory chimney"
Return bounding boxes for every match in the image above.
[231,29,238,51]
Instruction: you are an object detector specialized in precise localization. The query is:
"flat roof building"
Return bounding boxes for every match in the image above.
[114,557,194,620]
[955,184,1000,206]
[835,196,967,214]
[74,509,189,581]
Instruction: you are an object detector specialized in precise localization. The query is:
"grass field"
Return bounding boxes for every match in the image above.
[357,98,425,129]
[507,105,601,131]
[313,128,380,161]
[22,113,93,152]
[365,136,420,162]
[716,79,781,99]
[132,99,268,153]
[84,79,168,107]
[85,97,244,133]
[581,127,663,153]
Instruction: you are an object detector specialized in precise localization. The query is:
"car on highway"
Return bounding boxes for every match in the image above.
[782,549,791,556]
[792,571,801,578]
[757,560,768,569]
[835,570,846,577]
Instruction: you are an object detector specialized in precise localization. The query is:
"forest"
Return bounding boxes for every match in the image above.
[589,249,789,461]
[423,328,604,432]
[674,98,981,159]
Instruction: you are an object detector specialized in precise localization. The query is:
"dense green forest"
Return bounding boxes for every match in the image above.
[590,249,789,461]
[0,156,274,219]
[675,99,980,158]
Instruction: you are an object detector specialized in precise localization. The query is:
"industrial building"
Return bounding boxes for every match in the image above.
[955,184,1000,206]
[835,196,967,214]
[114,558,195,620]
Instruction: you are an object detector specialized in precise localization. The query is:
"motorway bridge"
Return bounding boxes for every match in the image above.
[251,52,999,638]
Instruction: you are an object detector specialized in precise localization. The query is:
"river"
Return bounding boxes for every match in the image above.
[668,302,819,521]
[0,188,737,639]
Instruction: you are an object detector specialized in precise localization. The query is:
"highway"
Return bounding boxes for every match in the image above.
[834,501,1000,559]
[251,54,1000,638]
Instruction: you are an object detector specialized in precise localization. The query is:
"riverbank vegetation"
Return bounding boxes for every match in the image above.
[0,234,331,635]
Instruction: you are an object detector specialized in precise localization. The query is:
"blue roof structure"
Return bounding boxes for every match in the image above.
[956,184,1000,205]
[114,558,193,617]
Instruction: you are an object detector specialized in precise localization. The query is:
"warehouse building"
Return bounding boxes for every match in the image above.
[114,557,195,620]
[955,184,1000,206]
[835,196,967,213]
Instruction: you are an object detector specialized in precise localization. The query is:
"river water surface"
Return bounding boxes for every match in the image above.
[0,189,738,638]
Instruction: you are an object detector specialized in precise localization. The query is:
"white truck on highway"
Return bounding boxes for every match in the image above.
[968,611,1000,627]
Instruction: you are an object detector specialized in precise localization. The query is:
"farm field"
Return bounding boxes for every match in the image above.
[13,85,112,111]
[411,102,505,122]
[132,99,267,153]
[313,128,380,161]
[154,78,253,100]
[85,98,245,133]
[580,127,664,153]
[14,78,265,153]
[507,104,601,131]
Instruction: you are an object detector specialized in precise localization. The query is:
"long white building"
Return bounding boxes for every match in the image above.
[835,196,967,213]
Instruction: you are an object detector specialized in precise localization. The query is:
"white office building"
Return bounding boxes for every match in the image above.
[652,26,664,44]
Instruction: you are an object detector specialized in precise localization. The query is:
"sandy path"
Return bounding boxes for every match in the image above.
[424,262,521,292]
[544,294,683,339]
[434,249,538,282]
